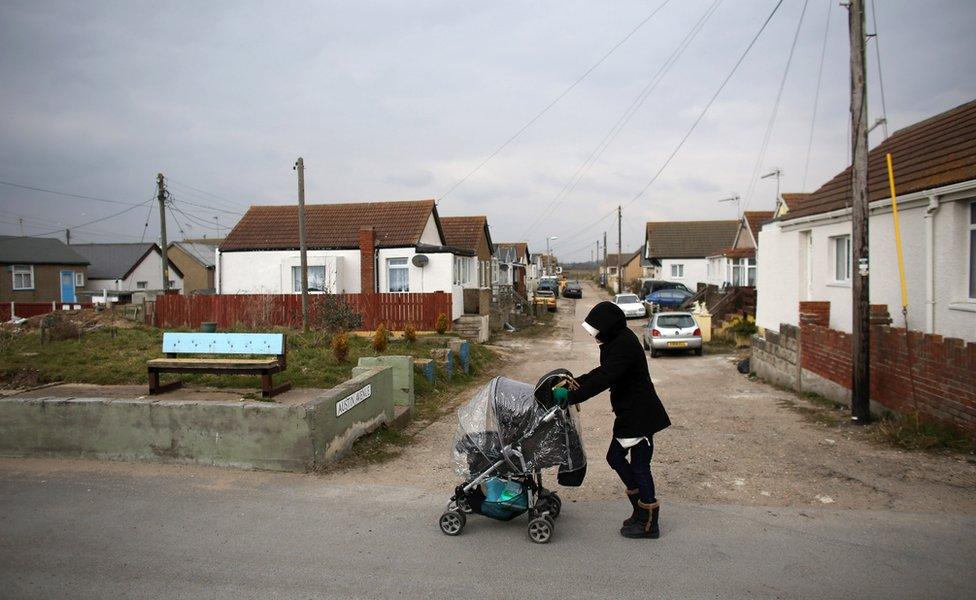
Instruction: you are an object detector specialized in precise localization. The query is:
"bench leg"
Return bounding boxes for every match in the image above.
[261,373,291,399]
[148,370,183,395]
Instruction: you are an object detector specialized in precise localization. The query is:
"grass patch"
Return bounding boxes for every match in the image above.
[869,415,974,454]
[0,323,487,393]
[347,425,409,463]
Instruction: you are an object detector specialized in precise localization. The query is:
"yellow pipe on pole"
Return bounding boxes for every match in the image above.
[885,152,908,310]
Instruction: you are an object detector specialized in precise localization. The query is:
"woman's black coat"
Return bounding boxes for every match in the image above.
[567,301,671,438]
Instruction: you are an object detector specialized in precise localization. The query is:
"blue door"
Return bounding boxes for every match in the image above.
[60,270,76,303]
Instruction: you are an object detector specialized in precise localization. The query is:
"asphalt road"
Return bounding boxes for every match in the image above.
[0,461,974,599]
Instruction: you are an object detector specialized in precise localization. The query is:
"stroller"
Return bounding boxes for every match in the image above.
[439,369,586,544]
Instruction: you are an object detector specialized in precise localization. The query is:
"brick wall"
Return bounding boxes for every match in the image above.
[359,227,376,293]
[799,322,976,438]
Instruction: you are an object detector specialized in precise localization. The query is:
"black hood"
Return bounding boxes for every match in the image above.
[583,301,627,343]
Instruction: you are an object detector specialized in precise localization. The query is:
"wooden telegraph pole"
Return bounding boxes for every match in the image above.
[295,158,310,332]
[157,173,170,292]
[849,0,870,423]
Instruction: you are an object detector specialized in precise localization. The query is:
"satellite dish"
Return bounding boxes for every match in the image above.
[411,254,429,267]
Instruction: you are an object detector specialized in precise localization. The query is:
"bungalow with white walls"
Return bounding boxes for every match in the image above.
[73,243,183,295]
[216,199,476,320]
[756,99,976,342]
[644,220,739,291]
[705,211,773,288]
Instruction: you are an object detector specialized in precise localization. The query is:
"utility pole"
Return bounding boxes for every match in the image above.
[849,0,870,423]
[65,229,70,245]
[295,157,309,332]
[602,231,607,287]
[616,205,623,295]
[157,173,170,293]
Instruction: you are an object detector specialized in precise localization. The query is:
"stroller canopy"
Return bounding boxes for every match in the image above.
[453,376,586,479]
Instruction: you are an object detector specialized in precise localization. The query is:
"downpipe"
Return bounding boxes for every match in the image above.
[924,194,940,332]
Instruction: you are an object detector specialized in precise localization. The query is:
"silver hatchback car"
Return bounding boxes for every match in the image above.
[642,312,703,357]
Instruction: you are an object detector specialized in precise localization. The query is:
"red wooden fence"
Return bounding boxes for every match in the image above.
[3,302,95,321]
[151,293,453,331]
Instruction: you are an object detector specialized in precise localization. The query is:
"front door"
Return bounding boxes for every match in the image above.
[60,270,76,303]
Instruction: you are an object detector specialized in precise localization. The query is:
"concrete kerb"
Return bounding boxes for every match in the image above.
[0,366,397,473]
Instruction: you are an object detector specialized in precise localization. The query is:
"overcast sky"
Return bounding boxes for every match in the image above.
[1,0,974,261]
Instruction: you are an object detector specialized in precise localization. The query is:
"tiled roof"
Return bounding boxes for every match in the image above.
[785,99,976,220]
[440,216,492,254]
[712,247,756,259]
[0,236,89,265]
[220,199,440,251]
[780,193,811,211]
[71,243,183,279]
[743,211,774,241]
[605,250,641,266]
[645,220,739,258]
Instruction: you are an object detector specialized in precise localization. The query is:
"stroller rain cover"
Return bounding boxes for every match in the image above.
[453,375,586,484]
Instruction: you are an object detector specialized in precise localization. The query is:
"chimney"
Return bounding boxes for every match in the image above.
[359,226,376,293]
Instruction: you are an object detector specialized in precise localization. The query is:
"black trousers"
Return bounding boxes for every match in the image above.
[606,438,656,504]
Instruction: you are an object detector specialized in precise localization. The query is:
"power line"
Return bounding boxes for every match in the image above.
[166,178,251,213]
[623,0,787,213]
[0,179,142,207]
[519,0,723,240]
[167,192,243,216]
[741,0,810,213]
[868,0,889,138]
[32,197,155,236]
[437,0,673,203]
[803,0,833,191]
[140,201,154,244]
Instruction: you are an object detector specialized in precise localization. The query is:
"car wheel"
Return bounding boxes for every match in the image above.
[643,337,649,351]
[650,349,659,358]
[694,348,702,356]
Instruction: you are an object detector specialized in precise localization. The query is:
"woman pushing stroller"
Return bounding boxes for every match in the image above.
[553,300,671,539]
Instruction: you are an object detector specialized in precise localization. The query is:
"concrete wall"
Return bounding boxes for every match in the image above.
[218,249,349,294]
[750,325,800,390]
[659,258,709,290]
[88,248,184,293]
[0,366,395,472]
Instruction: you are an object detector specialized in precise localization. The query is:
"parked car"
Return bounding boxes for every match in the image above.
[645,288,694,310]
[612,293,646,318]
[639,279,693,299]
[533,289,557,312]
[537,278,559,295]
[643,312,702,357]
[563,281,582,299]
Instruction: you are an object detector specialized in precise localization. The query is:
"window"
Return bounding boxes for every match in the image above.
[136,281,148,289]
[12,265,33,290]
[291,266,326,292]
[454,257,471,286]
[670,264,684,278]
[831,235,851,282]
[969,202,975,299]
[387,257,409,292]
[747,257,757,287]
[74,272,84,287]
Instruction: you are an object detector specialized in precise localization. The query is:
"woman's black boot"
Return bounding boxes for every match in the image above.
[620,501,660,539]
[622,489,640,526]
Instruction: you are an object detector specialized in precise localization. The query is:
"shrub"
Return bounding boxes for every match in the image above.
[726,315,758,337]
[403,322,417,344]
[312,294,363,333]
[435,313,449,335]
[372,323,388,353]
[331,330,349,362]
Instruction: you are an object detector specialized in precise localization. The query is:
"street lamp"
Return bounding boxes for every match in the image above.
[546,236,558,276]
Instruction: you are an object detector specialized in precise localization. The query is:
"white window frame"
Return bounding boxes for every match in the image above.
[670,263,684,279]
[830,235,852,283]
[968,201,975,300]
[291,265,327,293]
[74,271,85,287]
[387,257,409,293]
[136,281,148,290]
[12,264,34,290]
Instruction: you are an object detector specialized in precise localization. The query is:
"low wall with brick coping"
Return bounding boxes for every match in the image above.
[0,366,395,471]
[754,318,976,438]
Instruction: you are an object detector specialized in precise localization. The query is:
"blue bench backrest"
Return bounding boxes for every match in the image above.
[162,332,285,355]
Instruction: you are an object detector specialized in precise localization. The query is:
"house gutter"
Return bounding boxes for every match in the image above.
[924,193,941,333]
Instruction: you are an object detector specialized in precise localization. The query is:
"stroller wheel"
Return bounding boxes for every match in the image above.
[527,517,553,544]
[549,493,562,518]
[457,496,473,514]
[439,510,466,536]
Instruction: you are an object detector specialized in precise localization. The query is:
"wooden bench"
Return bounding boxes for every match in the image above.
[147,332,291,398]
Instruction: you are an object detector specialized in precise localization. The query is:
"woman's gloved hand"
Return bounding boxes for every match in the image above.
[552,387,569,407]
